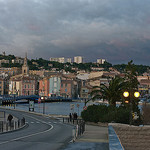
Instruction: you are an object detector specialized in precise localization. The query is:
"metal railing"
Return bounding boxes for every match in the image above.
[62,117,85,141]
[0,118,25,133]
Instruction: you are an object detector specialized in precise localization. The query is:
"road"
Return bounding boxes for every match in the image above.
[0,108,74,150]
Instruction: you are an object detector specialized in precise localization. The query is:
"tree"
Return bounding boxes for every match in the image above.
[91,76,126,107]
[124,60,140,112]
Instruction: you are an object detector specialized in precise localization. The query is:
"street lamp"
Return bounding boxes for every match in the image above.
[41,96,45,114]
[123,91,140,125]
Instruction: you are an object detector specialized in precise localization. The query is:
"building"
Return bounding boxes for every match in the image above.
[39,75,61,97]
[0,76,9,95]
[12,57,23,64]
[39,73,78,98]
[0,59,9,66]
[9,54,38,95]
[97,59,106,64]
[74,56,83,64]
[0,67,21,76]
[50,57,71,63]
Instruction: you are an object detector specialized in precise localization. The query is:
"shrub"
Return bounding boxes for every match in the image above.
[81,104,131,124]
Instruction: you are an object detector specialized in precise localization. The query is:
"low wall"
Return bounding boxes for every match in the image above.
[108,124,124,150]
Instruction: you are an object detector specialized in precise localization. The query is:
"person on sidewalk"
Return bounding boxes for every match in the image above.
[7,114,13,126]
[69,113,72,122]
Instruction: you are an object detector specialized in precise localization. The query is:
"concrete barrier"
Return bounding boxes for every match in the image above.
[108,124,124,150]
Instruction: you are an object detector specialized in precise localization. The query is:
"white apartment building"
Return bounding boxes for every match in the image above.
[97,59,106,64]
[74,56,83,64]
[50,57,72,63]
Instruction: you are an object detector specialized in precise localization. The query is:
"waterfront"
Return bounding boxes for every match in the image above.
[4,101,97,116]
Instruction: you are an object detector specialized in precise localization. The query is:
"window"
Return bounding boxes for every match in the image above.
[28,85,30,88]
[61,83,63,88]
[54,83,57,87]
[65,83,67,87]
[25,85,26,88]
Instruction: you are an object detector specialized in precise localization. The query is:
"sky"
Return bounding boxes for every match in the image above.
[0,0,150,65]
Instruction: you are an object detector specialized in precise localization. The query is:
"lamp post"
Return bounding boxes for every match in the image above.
[123,91,140,125]
[41,96,45,114]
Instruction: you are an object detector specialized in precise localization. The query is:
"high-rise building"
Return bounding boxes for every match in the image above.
[50,57,71,63]
[97,59,106,64]
[74,56,83,64]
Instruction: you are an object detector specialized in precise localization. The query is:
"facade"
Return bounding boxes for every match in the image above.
[12,57,23,64]
[49,76,61,96]
[97,59,106,64]
[60,77,73,98]
[9,54,37,95]
[38,73,78,98]
[74,56,83,64]
[0,59,9,66]
[137,76,150,95]
[0,73,9,95]
[39,76,61,97]
[0,67,21,76]
[50,57,71,63]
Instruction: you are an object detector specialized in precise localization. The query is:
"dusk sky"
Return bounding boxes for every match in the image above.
[0,0,150,65]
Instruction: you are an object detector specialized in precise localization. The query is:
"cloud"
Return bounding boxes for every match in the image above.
[0,0,150,65]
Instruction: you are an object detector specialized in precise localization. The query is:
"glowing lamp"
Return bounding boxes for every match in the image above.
[123,91,129,97]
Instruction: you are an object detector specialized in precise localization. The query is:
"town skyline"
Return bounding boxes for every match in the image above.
[0,0,150,65]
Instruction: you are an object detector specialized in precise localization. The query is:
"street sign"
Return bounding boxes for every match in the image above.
[29,101,34,111]
[83,106,87,110]
[70,104,75,110]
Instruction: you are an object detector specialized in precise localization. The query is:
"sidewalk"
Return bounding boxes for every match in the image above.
[63,124,109,150]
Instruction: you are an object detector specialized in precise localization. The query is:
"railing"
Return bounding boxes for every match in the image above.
[0,118,25,133]
[62,117,85,141]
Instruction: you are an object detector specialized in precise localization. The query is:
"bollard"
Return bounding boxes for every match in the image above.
[63,118,64,123]
[6,123,8,131]
[76,125,78,138]
[72,128,76,142]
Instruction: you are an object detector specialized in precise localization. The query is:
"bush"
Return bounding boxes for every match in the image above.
[81,104,131,124]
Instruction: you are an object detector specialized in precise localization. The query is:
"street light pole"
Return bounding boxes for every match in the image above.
[123,91,140,125]
[41,96,45,114]
[14,94,16,109]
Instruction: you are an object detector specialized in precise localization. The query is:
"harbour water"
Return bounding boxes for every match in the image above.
[3,101,143,116]
[4,101,96,116]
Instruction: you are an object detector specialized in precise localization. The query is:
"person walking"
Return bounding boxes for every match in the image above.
[7,114,13,126]
[69,113,72,122]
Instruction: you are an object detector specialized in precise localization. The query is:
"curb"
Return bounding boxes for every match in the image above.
[0,123,28,134]
[108,124,124,150]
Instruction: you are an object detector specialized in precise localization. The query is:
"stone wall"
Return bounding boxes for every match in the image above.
[111,123,150,150]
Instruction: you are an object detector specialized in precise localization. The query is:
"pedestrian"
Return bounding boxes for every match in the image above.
[22,117,25,125]
[7,114,13,126]
[69,113,72,122]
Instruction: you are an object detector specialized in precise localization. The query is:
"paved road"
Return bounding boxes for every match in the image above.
[0,108,74,150]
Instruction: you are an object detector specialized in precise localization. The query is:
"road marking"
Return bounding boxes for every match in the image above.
[53,122,57,124]
[0,114,54,145]
[36,122,40,123]
[31,122,34,124]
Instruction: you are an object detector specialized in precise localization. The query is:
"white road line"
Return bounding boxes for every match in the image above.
[30,122,34,124]
[53,122,57,124]
[0,114,54,145]
[36,122,40,123]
